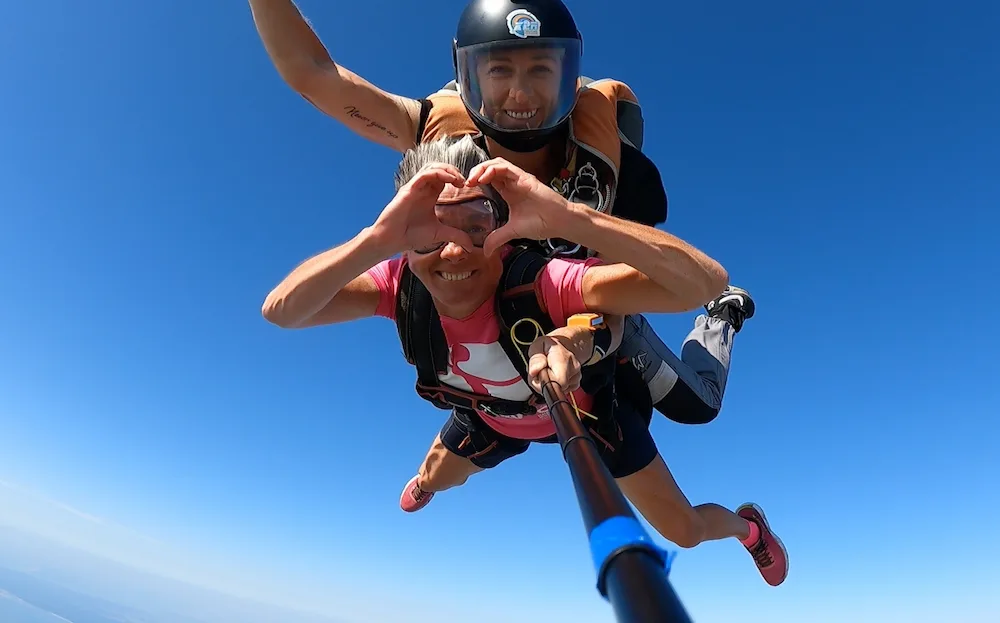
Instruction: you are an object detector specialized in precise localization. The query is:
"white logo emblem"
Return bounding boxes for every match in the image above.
[506,9,541,38]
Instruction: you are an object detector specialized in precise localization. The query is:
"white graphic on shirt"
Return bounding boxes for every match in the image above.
[438,342,527,400]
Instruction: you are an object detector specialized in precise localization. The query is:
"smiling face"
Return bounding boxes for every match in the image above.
[473,45,565,131]
[454,37,583,141]
[405,184,505,318]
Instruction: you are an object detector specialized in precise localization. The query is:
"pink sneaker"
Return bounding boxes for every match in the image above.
[737,503,788,586]
[399,475,434,513]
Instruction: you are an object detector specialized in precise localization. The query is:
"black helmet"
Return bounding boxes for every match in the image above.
[452,0,583,153]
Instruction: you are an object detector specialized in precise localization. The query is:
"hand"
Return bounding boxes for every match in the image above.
[465,158,571,256]
[372,164,476,253]
[527,335,582,395]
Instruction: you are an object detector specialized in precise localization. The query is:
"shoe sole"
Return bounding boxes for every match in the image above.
[741,503,788,586]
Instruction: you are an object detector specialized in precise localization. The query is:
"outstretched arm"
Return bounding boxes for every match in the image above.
[563,204,727,315]
[262,163,470,328]
[248,0,422,151]
[467,158,729,315]
[261,228,391,328]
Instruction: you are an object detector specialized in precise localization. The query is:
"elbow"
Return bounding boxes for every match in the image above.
[261,295,300,329]
[283,61,334,98]
[283,66,317,95]
[672,263,729,313]
[704,263,729,302]
[260,299,284,327]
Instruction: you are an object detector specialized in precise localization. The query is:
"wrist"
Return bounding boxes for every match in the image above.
[566,313,612,366]
[542,328,589,365]
[362,223,406,258]
[553,201,600,247]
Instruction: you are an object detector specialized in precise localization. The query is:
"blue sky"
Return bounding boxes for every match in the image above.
[1,0,998,621]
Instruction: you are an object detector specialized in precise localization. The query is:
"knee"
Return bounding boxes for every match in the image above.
[655,399,720,425]
[671,515,707,549]
[617,460,708,549]
[684,402,720,425]
[654,383,721,425]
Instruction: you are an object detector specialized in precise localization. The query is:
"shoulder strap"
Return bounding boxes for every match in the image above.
[495,247,556,392]
[414,98,432,146]
[617,98,644,151]
[395,263,449,384]
[496,247,619,398]
[396,262,538,416]
[579,77,644,151]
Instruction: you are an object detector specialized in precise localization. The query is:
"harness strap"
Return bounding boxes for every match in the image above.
[394,246,623,416]
[395,255,540,415]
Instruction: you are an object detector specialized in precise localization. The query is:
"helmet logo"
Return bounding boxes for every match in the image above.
[506,9,541,38]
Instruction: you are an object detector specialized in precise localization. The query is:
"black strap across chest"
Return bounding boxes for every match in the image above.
[394,247,554,416]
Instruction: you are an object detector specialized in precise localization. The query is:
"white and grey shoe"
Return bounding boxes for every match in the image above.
[705,285,755,332]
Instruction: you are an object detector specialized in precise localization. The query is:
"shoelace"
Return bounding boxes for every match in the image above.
[411,484,430,502]
[749,533,774,567]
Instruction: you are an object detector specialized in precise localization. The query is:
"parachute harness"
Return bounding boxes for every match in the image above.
[508,317,598,422]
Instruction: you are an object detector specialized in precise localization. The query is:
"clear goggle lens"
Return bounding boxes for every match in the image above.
[413,197,501,254]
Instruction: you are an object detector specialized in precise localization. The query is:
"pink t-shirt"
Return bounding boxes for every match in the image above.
[367,254,602,440]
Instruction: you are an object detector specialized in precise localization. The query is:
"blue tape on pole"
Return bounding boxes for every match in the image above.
[588,516,674,597]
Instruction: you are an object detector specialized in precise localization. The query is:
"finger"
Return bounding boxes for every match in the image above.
[479,157,519,176]
[415,166,465,190]
[433,162,466,179]
[567,360,581,386]
[528,372,543,395]
[410,165,463,191]
[467,164,496,186]
[565,350,580,372]
[561,351,581,387]
[482,224,520,257]
[528,353,548,392]
[466,161,487,185]
[408,174,443,197]
[560,355,581,390]
[564,370,582,393]
[528,351,548,375]
[488,163,519,190]
[528,356,549,393]
[486,170,523,201]
[549,359,571,388]
[435,168,466,187]
[466,158,505,185]
[419,162,465,178]
[468,160,516,187]
[527,336,549,358]
[544,347,565,383]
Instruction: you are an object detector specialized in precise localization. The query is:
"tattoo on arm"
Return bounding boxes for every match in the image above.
[343,105,400,140]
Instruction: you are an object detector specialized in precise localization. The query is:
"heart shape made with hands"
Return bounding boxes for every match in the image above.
[391,157,562,256]
[461,158,563,256]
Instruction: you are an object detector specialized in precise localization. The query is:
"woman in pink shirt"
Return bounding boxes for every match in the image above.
[262,136,789,587]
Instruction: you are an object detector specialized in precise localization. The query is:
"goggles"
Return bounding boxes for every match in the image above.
[413,196,505,254]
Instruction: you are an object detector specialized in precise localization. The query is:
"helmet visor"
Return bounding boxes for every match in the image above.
[456,37,581,136]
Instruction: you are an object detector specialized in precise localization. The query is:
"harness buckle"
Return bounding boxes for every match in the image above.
[544,238,582,257]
